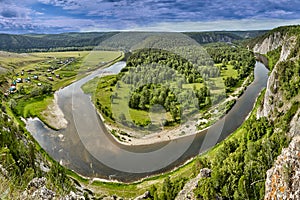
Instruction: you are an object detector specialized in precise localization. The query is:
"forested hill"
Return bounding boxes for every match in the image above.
[185,30,267,44]
[0,32,118,52]
[0,30,267,52]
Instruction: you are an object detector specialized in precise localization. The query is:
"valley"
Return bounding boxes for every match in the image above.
[0,27,299,199]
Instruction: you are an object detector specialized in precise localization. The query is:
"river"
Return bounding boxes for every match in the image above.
[26,61,269,182]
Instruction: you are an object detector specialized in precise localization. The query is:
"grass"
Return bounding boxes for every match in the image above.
[5,50,122,123]
[83,75,176,127]
[30,51,90,58]
[82,51,122,68]
[0,51,46,69]
[67,158,196,198]
[218,64,238,78]
[14,95,53,120]
[23,96,53,118]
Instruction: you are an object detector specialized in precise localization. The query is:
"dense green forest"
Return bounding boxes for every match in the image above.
[205,43,256,79]
[124,48,213,122]
[0,31,266,52]
[193,101,298,200]
[185,30,267,44]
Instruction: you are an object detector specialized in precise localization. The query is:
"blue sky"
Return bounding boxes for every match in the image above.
[1,0,300,33]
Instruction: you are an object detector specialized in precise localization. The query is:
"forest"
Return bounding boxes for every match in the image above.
[90,43,256,129]
[124,48,211,122]
[0,31,265,53]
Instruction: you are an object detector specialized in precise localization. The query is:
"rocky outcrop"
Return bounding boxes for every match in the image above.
[253,32,283,54]
[256,33,297,119]
[254,29,300,200]
[22,177,56,200]
[279,36,297,61]
[289,109,300,138]
[256,64,281,119]
[176,168,212,200]
[134,191,150,200]
[0,164,9,178]
[21,177,88,200]
[264,136,300,200]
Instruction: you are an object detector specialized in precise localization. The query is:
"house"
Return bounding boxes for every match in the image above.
[25,77,31,82]
[48,77,54,81]
[33,75,39,80]
[16,78,22,83]
[9,86,16,93]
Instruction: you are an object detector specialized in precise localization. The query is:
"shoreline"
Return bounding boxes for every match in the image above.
[25,60,268,184]
[67,156,196,185]
[28,52,125,131]
[98,74,252,146]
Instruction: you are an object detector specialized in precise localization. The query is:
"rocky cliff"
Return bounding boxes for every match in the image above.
[264,136,300,200]
[254,28,300,200]
[255,31,297,119]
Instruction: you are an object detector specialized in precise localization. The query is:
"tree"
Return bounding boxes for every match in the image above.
[195,178,217,200]
[170,102,180,121]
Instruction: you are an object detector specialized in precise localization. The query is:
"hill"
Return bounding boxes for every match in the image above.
[0,31,267,52]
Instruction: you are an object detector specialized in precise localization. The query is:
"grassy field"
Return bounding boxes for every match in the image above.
[4,50,123,128]
[217,64,238,78]
[82,75,156,126]
[0,51,46,69]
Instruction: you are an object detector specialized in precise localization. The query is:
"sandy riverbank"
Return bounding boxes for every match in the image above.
[41,93,68,130]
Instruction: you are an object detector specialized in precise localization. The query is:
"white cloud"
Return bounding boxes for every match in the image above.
[124,19,300,32]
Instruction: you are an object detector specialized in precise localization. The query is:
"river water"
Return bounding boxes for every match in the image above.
[26,61,268,182]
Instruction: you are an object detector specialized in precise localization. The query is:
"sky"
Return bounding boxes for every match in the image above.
[1,0,300,33]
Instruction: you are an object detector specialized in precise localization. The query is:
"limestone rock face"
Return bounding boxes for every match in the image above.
[253,32,283,54]
[255,33,297,119]
[21,177,87,200]
[264,136,300,200]
[22,177,56,200]
[176,168,212,200]
[254,30,300,200]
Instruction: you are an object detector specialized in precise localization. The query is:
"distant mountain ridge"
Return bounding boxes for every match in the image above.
[0,30,267,52]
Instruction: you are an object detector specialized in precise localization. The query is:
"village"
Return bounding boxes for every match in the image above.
[5,57,76,97]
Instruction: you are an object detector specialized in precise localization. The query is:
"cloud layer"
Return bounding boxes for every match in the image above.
[0,0,300,33]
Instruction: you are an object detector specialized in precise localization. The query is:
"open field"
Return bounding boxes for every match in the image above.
[3,50,123,128]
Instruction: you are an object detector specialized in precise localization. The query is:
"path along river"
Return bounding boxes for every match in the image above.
[26,61,269,182]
